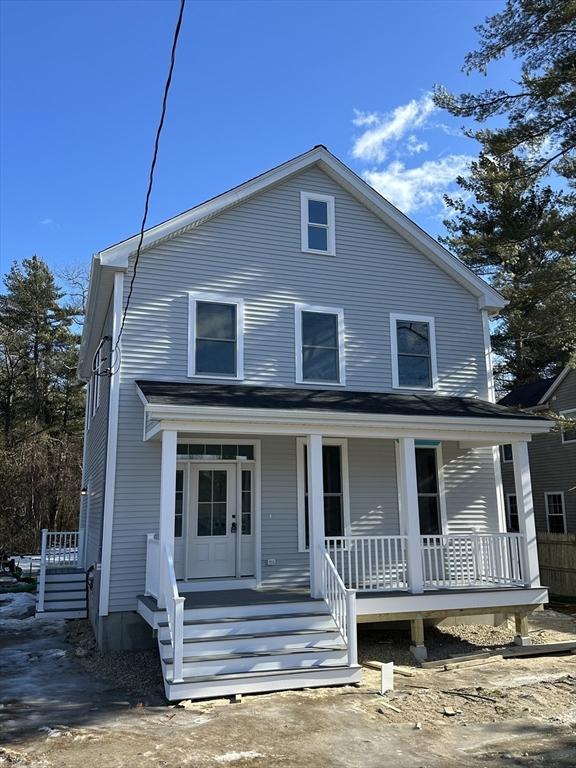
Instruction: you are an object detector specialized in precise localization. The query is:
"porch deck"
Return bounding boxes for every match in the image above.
[139,588,315,613]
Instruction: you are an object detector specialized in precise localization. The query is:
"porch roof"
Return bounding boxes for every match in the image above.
[136,380,549,423]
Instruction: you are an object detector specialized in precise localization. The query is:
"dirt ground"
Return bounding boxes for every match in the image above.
[1,593,575,768]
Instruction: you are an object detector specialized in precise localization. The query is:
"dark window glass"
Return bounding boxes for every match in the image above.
[195,301,237,375]
[501,444,513,462]
[396,320,432,388]
[301,311,340,382]
[415,447,441,535]
[241,470,252,535]
[238,445,254,460]
[174,469,184,537]
[308,199,328,225]
[562,420,576,443]
[303,444,344,547]
[507,494,519,533]
[548,515,565,533]
[308,225,328,251]
[547,494,566,533]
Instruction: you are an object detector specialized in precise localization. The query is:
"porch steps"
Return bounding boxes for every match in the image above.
[137,593,361,701]
[36,569,87,620]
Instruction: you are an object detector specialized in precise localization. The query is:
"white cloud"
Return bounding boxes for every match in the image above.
[406,135,428,155]
[363,154,472,214]
[351,93,436,163]
[40,218,55,226]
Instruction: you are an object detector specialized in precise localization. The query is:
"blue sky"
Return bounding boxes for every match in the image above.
[0,0,515,282]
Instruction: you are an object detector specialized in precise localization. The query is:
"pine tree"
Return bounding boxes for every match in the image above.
[0,256,85,552]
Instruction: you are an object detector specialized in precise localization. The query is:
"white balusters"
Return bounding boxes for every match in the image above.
[325,536,409,591]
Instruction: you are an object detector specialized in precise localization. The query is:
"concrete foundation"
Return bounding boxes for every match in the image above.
[96,611,156,652]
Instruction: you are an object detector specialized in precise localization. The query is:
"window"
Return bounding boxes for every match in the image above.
[391,313,437,390]
[241,469,253,535]
[506,493,519,532]
[295,305,345,384]
[300,192,335,255]
[501,444,513,463]
[545,492,566,533]
[188,293,244,378]
[174,468,184,537]
[415,447,443,535]
[297,439,350,551]
[177,443,255,460]
[197,469,228,536]
[561,409,576,444]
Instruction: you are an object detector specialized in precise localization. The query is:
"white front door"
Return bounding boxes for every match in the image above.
[187,463,237,579]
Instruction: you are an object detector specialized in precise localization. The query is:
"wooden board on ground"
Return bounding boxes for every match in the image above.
[500,641,576,658]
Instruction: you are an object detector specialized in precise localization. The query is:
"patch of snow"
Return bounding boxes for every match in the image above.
[215,752,264,763]
[0,591,35,618]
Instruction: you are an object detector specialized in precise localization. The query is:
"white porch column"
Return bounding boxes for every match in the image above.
[398,437,424,594]
[158,429,177,607]
[307,433,325,599]
[512,441,540,588]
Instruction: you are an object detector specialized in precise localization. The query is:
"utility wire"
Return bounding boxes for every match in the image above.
[106,0,186,372]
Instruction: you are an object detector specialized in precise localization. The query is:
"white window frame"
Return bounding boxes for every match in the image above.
[188,292,245,380]
[415,443,448,536]
[560,408,576,444]
[300,191,336,256]
[501,444,513,463]
[295,304,345,386]
[545,491,567,533]
[390,312,438,391]
[296,437,351,553]
[506,492,519,532]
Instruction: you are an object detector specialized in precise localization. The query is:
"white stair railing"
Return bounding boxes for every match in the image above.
[421,533,525,589]
[159,542,185,683]
[145,534,160,598]
[44,530,80,567]
[37,529,48,612]
[320,546,357,666]
[325,536,409,591]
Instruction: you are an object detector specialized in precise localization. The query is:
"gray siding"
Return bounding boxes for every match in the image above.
[80,303,112,569]
[105,164,495,610]
[501,369,576,533]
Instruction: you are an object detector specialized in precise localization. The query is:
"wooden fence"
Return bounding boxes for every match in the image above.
[537,533,576,599]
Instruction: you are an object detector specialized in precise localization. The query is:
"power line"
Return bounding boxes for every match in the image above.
[106,0,186,372]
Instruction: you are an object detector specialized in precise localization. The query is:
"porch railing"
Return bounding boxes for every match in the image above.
[145,533,160,598]
[159,541,185,684]
[325,536,409,591]
[37,529,82,612]
[320,546,357,666]
[421,533,525,589]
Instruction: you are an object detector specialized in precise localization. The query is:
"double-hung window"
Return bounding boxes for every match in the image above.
[506,493,519,533]
[188,293,244,379]
[295,305,344,385]
[391,313,437,390]
[545,492,566,533]
[297,438,350,551]
[300,192,335,255]
[415,446,443,535]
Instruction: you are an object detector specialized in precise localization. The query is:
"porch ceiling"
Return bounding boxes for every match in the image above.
[136,381,551,442]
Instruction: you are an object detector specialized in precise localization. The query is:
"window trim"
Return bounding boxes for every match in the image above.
[415,443,448,535]
[501,444,513,463]
[506,492,519,532]
[545,491,567,533]
[300,191,336,256]
[295,303,346,386]
[187,292,244,380]
[390,312,438,391]
[560,408,576,444]
[296,437,351,553]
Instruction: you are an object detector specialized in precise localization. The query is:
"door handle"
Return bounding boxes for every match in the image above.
[231,522,237,533]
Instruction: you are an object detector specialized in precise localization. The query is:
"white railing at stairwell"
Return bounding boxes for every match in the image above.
[145,534,160,598]
[159,542,185,684]
[37,529,82,612]
[325,536,409,591]
[320,546,357,666]
[421,533,526,589]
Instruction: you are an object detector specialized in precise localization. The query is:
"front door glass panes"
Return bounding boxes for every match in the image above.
[302,311,339,382]
[303,444,344,547]
[397,320,432,387]
[416,447,441,535]
[197,469,227,536]
[241,470,252,535]
[195,301,237,375]
[177,443,254,460]
[175,469,184,537]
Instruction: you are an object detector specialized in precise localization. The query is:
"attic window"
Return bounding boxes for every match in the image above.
[300,192,335,255]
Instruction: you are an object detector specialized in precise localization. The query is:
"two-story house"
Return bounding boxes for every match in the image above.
[36,147,551,701]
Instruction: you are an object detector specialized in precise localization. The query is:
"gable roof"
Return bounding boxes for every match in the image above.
[97,145,505,311]
[498,365,575,409]
[498,376,559,408]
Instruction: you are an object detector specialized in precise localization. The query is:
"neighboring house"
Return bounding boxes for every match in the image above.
[499,367,576,534]
[36,147,551,701]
